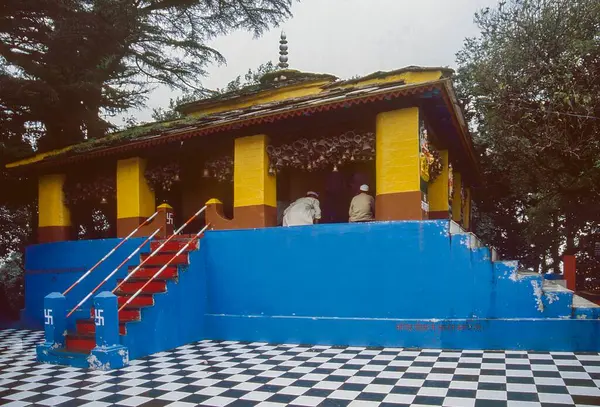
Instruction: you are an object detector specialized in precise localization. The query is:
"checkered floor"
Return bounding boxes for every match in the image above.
[1,329,600,406]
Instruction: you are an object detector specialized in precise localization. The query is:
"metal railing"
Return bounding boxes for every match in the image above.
[66,228,162,318]
[112,206,207,294]
[118,223,211,312]
[62,211,159,296]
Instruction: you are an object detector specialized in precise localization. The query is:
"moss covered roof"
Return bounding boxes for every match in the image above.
[177,70,338,114]
[7,66,460,170]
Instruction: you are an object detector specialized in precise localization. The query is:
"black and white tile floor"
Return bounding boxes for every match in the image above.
[1,329,600,406]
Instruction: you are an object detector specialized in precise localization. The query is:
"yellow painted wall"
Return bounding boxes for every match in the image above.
[376,107,420,195]
[428,150,449,212]
[452,171,463,223]
[234,134,276,208]
[117,157,155,219]
[39,173,71,227]
[463,187,472,230]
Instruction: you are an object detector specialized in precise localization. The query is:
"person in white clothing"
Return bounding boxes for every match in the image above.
[349,184,374,222]
[282,191,322,226]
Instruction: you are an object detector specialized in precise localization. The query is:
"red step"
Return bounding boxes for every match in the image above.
[140,253,188,266]
[77,319,127,336]
[116,279,166,294]
[127,266,178,279]
[66,334,95,352]
[117,294,154,307]
[90,307,141,322]
[150,240,197,253]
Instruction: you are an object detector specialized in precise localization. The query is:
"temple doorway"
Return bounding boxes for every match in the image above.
[276,160,375,225]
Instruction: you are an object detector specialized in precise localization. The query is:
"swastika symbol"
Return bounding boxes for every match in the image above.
[44,309,53,325]
[94,309,105,326]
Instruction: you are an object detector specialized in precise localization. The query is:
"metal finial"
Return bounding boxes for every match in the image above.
[278,32,289,69]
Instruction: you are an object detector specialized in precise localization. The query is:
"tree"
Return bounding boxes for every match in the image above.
[0,1,293,318]
[456,0,600,275]
[0,0,293,152]
[151,61,277,121]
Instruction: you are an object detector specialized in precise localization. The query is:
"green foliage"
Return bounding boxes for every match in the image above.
[0,1,293,315]
[0,1,293,152]
[457,0,600,274]
[0,252,24,317]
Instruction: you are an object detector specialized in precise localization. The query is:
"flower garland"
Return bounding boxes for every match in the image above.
[63,174,116,206]
[448,163,454,204]
[420,142,443,183]
[419,122,443,183]
[145,162,181,192]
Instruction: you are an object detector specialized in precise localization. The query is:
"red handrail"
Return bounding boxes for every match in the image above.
[118,224,210,312]
[113,206,207,294]
[62,211,159,295]
[66,228,162,318]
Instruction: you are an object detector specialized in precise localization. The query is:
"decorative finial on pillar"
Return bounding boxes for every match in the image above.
[278,32,289,69]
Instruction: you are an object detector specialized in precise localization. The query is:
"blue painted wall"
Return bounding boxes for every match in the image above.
[202,222,542,319]
[22,238,149,329]
[200,221,600,351]
[121,245,208,360]
[22,221,600,354]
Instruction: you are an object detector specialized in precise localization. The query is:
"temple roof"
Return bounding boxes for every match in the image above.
[6,66,479,182]
[177,70,339,115]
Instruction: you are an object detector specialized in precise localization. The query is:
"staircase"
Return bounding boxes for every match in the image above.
[453,228,600,320]
[63,238,199,356]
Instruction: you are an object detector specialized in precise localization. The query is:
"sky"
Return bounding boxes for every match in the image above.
[121,0,498,124]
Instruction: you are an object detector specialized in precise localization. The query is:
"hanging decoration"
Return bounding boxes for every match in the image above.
[203,156,234,183]
[145,161,181,192]
[419,121,443,183]
[64,173,116,206]
[460,183,466,222]
[448,162,454,204]
[266,130,375,173]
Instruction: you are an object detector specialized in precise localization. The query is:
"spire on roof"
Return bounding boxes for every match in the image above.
[278,32,289,69]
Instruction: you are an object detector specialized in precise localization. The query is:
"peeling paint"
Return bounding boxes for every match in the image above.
[87,354,112,371]
[531,281,544,312]
[545,292,559,304]
[577,314,588,319]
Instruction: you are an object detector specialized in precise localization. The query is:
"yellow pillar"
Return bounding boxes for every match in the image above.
[375,107,425,220]
[452,170,463,224]
[38,174,71,243]
[230,134,276,228]
[463,187,472,230]
[116,157,155,237]
[428,150,450,219]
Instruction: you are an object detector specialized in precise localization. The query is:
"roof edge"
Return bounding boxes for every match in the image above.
[324,66,454,89]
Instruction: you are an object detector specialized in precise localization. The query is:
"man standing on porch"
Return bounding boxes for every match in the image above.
[282,191,322,226]
[349,184,375,222]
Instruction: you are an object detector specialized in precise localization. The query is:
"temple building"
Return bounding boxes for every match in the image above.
[10,36,600,370]
[7,37,478,241]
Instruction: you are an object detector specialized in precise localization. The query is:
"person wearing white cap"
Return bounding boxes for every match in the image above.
[349,184,374,222]
[282,191,322,227]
